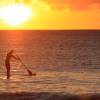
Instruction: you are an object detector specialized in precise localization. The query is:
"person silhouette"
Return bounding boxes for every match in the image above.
[5,50,18,79]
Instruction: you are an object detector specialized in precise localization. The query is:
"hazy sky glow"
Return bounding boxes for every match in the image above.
[0,0,100,29]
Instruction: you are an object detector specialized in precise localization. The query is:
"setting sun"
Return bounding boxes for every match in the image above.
[0,4,33,26]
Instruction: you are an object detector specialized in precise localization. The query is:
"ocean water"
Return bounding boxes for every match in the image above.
[0,30,100,94]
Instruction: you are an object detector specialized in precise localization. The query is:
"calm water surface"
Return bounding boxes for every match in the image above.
[0,30,100,94]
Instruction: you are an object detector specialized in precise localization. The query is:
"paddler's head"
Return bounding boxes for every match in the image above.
[9,49,14,54]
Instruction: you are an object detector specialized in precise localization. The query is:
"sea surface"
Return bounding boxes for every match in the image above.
[0,30,100,95]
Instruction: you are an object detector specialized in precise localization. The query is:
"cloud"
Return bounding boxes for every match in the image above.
[0,0,99,11]
[41,0,100,10]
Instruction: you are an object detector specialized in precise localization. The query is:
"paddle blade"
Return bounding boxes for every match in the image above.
[27,69,33,76]
[27,69,36,76]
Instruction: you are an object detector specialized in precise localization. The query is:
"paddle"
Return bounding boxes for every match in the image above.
[16,55,36,76]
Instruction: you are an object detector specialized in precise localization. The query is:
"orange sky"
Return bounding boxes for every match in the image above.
[0,0,100,29]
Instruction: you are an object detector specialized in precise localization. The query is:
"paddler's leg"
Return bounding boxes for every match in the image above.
[6,64,10,79]
[7,68,10,79]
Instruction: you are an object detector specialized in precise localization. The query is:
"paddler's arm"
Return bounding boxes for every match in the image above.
[11,55,20,60]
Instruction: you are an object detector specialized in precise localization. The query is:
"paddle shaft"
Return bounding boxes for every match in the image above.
[19,58,28,70]
[16,55,33,76]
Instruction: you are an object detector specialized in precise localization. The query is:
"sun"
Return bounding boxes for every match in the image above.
[0,4,33,26]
